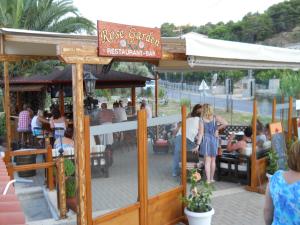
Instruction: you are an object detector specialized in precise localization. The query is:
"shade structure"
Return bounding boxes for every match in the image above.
[157,32,300,72]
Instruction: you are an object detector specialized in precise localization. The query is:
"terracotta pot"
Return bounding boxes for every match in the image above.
[66,197,77,213]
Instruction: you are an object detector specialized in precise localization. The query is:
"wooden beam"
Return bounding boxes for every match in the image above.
[287,96,293,142]
[57,156,67,219]
[46,145,54,191]
[57,45,112,64]
[155,73,159,117]
[59,87,65,116]
[131,87,136,114]
[0,54,57,61]
[84,116,92,225]
[181,105,187,214]
[250,99,257,189]
[137,109,148,225]
[9,149,47,156]
[9,161,55,172]
[3,61,12,164]
[72,63,87,225]
[161,52,186,61]
[272,97,276,122]
[281,95,284,123]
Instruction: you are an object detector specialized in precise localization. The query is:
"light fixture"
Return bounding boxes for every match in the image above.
[84,71,97,96]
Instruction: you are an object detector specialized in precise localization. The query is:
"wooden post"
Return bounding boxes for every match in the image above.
[272,97,276,123]
[137,109,148,225]
[131,87,136,114]
[84,116,92,225]
[281,95,284,123]
[250,99,257,189]
[3,61,12,164]
[72,64,87,225]
[287,96,293,142]
[57,157,67,219]
[155,73,159,117]
[59,87,65,116]
[47,144,54,191]
[16,91,21,114]
[181,105,187,214]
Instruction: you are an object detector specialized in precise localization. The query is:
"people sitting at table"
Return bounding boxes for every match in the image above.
[53,127,74,156]
[50,108,67,139]
[140,100,152,119]
[227,126,252,155]
[256,120,267,150]
[113,101,127,123]
[99,103,114,145]
[17,104,32,146]
[31,110,49,136]
[264,141,300,225]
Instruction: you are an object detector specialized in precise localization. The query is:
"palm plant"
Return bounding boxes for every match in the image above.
[0,0,95,76]
[0,0,95,34]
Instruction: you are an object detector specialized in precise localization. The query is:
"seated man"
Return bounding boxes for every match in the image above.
[227,126,252,155]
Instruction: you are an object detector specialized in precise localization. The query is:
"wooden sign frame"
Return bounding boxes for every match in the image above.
[97,21,162,59]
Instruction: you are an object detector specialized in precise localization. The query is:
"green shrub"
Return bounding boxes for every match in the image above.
[266,149,279,175]
[64,159,75,177]
[66,176,76,198]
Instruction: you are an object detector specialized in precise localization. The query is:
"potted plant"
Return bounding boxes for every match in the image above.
[66,176,77,212]
[266,149,279,179]
[182,169,214,225]
[64,159,77,212]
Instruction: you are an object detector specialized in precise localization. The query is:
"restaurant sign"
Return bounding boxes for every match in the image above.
[97,21,162,59]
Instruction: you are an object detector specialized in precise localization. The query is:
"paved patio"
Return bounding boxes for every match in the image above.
[12,142,266,225]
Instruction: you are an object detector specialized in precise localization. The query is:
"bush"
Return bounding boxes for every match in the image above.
[66,176,76,198]
[64,159,75,177]
[266,149,279,175]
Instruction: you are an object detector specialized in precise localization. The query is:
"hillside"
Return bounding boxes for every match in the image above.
[262,26,300,47]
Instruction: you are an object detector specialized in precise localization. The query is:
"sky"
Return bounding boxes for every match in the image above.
[73,0,285,28]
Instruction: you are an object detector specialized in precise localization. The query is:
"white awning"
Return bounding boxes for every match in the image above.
[157,32,300,72]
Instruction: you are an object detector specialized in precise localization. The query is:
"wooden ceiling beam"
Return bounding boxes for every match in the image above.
[0,54,57,62]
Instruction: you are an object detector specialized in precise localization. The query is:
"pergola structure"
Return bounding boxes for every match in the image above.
[2,27,300,225]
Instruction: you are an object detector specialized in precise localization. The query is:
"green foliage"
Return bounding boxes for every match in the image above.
[266,149,279,175]
[95,89,112,101]
[182,169,214,213]
[64,159,75,177]
[114,62,151,77]
[66,176,76,198]
[0,0,95,76]
[180,98,191,108]
[159,88,166,99]
[145,87,153,98]
[0,113,6,138]
[280,70,300,97]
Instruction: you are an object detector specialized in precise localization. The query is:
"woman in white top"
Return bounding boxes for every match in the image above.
[31,110,49,136]
[172,104,202,177]
[50,108,67,139]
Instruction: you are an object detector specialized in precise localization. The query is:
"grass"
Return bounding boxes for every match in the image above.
[158,100,272,126]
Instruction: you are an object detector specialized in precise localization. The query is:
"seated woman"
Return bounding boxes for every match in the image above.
[53,127,74,156]
[50,108,67,140]
[31,110,49,136]
[227,126,252,154]
[264,141,300,225]
[256,120,267,150]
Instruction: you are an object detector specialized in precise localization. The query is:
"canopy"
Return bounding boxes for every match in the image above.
[157,32,300,72]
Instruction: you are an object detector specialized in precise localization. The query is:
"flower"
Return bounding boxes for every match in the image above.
[182,169,214,213]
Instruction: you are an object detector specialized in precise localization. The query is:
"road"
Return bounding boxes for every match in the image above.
[166,88,278,117]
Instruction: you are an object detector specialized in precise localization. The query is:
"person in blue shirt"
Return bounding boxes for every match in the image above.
[264,141,300,225]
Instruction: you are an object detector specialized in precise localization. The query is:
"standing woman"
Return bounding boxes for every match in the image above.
[199,104,227,183]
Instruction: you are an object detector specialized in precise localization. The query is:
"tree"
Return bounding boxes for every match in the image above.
[280,70,300,98]
[0,0,95,34]
[0,0,95,76]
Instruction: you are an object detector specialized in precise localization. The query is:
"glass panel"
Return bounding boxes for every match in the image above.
[89,121,138,217]
[147,117,181,197]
